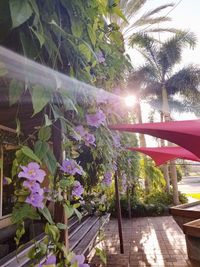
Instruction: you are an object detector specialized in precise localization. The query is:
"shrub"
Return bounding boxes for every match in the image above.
[109,190,188,218]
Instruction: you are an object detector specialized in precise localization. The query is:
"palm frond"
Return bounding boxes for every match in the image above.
[157,31,197,75]
[128,65,161,98]
[129,33,163,78]
[141,4,174,18]
[165,65,200,95]
[148,97,197,114]
[146,28,181,34]
[120,0,147,20]
[111,0,147,29]
[132,16,171,28]
[128,32,156,48]
[177,31,197,49]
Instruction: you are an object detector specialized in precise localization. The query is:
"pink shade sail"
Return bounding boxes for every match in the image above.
[109,119,200,158]
[128,146,200,166]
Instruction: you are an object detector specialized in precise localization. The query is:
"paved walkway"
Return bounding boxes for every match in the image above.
[90,216,198,267]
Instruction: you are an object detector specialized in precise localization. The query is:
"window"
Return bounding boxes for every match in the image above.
[0,145,16,218]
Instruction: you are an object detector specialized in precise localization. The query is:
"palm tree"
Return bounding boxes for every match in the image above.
[109,0,178,41]
[128,31,200,204]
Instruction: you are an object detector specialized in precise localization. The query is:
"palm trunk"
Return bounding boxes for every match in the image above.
[160,113,170,194]
[136,102,150,194]
[136,102,146,147]
[162,87,179,205]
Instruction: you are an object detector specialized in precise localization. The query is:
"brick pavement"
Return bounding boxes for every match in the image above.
[89,216,199,267]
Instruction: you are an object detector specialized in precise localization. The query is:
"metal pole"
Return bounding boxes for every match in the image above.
[114,171,124,254]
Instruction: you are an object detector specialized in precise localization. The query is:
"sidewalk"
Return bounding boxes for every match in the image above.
[90,216,197,267]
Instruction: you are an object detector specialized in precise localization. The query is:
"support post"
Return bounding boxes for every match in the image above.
[52,119,69,249]
[114,171,124,254]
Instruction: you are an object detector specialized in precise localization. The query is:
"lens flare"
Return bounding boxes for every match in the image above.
[124,95,136,107]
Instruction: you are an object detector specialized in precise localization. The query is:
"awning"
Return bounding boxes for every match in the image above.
[128,146,200,166]
[109,120,200,158]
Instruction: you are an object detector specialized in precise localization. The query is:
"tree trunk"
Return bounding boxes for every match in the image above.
[136,102,150,194]
[136,102,146,147]
[162,87,179,205]
[160,113,170,194]
[169,162,179,205]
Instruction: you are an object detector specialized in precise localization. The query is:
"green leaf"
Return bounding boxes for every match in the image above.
[12,203,40,224]
[28,0,39,17]
[16,118,21,136]
[64,204,74,219]
[95,247,107,264]
[31,85,51,115]
[34,140,48,160]
[71,19,83,38]
[14,222,25,246]
[38,126,51,141]
[78,44,91,62]
[57,223,67,230]
[9,79,24,105]
[62,96,78,113]
[113,7,128,23]
[74,208,82,221]
[43,149,57,175]
[38,206,54,225]
[87,25,96,47]
[0,62,7,76]
[9,0,33,28]
[30,27,45,47]
[45,223,60,242]
[73,203,80,209]
[21,146,42,164]
[45,114,52,126]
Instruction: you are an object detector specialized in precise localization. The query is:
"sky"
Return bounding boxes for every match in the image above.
[126,0,200,125]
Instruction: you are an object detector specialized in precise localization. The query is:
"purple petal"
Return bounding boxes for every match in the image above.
[26,193,44,208]
[71,254,85,264]
[72,181,84,198]
[36,169,46,183]
[45,255,56,264]
[27,162,40,169]
[86,110,106,128]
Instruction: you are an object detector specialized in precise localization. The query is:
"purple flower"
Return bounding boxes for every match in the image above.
[38,255,56,267]
[71,254,90,267]
[60,159,83,176]
[96,51,105,64]
[18,162,46,183]
[84,132,96,146]
[23,180,44,195]
[26,192,44,208]
[86,110,106,128]
[102,172,112,186]
[73,126,96,147]
[72,181,84,198]
[74,125,87,141]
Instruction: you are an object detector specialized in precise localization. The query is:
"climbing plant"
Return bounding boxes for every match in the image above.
[0,1,139,266]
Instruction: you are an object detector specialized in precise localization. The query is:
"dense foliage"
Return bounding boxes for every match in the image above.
[0,0,139,266]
